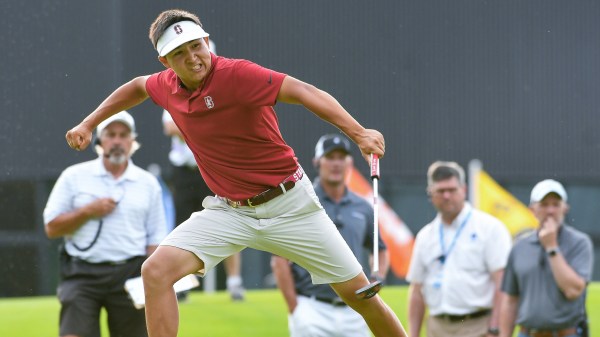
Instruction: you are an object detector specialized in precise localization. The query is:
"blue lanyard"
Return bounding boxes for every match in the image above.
[438,210,472,264]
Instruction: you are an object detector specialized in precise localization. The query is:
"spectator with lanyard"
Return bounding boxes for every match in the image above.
[44,111,166,337]
[407,161,512,337]
[272,133,389,337]
[64,9,407,337]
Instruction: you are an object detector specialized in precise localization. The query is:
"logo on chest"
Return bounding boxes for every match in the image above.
[204,96,215,109]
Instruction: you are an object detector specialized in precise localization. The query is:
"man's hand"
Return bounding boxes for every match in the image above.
[66,124,93,151]
[87,198,118,218]
[356,129,385,163]
[538,217,559,249]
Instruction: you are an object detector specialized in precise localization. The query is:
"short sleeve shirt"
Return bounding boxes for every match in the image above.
[43,158,167,263]
[501,225,593,329]
[292,179,387,300]
[406,203,512,315]
[146,54,298,200]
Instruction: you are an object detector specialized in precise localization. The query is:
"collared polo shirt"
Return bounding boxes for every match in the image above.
[292,178,386,300]
[501,225,593,329]
[146,53,298,200]
[44,158,167,263]
[407,203,512,316]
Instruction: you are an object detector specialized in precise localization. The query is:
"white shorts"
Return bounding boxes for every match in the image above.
[160,175,362,284]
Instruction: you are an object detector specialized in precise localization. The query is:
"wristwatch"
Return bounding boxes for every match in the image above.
[488,327,500,336]
[546,247,560,257]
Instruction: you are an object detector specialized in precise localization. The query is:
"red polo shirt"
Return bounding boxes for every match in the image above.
[146,54,299,200]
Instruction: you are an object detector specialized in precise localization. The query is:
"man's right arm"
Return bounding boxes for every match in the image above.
[66,76,150,151]
[407,283,426,337]
[270,255,298,314]
[498,293,518,337]
[45,198,117,238]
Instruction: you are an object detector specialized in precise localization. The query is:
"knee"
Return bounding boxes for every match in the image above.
[141,255,170,287]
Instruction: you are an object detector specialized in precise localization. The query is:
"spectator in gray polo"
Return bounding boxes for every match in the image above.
[499,179,594,337]
[271,133,389,337]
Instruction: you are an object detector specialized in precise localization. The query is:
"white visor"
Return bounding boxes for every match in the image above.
[156,21,209,56]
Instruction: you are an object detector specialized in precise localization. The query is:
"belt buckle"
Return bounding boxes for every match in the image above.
[246,198,255,207]
[228,199,241,208]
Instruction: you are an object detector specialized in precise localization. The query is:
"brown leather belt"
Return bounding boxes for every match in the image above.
[520,327,577,337]
[434,309,490,323]
[224,166,304,208]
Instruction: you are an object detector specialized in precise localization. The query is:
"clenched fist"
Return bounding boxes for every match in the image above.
[66,124,93,151]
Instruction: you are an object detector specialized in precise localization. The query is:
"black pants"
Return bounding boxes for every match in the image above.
[169,164,213,225]
[58,254,147,337]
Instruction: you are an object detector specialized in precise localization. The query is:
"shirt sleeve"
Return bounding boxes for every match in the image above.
[485,218,513,272]
[568,233,594,282]
[145,177,168,246]
[406,230,426,283]
[43,169,75,225]
[232,60,286,107]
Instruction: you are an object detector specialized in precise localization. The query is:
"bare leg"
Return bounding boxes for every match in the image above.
[224,252,245,300]
[223,252,241,276]
[141,246,203,337]
[330,272,408,337]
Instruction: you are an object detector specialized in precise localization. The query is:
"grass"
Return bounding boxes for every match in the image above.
[0,284,598,336]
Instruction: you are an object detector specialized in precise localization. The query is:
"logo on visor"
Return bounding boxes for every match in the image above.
[174,25,183,34]
[204,96,214,109]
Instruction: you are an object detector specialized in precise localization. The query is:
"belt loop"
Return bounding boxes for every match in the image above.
[279,183,287,194]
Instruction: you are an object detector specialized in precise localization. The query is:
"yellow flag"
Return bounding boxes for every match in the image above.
[475,170,538,237]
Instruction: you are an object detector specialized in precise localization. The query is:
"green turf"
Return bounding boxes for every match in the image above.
[0,284,598,336]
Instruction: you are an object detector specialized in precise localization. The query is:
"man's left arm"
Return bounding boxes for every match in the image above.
[277,76,385,162]
[485,219,513,336]
[487,269,504,336]
[540,220,593,300]
[546,243,591,300]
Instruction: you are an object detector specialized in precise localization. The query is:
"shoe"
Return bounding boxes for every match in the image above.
[229,285,245,301]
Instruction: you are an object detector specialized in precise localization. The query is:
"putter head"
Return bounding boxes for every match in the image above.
[355,280,382,299]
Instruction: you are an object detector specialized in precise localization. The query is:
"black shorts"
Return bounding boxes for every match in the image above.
[58,255,147,337]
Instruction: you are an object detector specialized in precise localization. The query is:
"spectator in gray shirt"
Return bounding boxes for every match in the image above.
[271,133,388,337]
[499,179,594,337]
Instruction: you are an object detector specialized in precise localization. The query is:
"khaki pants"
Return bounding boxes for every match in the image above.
[427,312,490,337]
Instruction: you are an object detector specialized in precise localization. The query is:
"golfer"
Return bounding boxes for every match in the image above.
[65,9,406,337]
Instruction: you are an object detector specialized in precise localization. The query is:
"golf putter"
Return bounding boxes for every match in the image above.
[355,154,382,300]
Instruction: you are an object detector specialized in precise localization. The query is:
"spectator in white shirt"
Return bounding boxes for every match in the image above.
[44,111,166,337]
[406,161,511,337]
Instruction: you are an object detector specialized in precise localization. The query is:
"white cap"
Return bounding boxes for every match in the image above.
[156,21,209,56]
[530,179,567,203]
[96,111,136,136]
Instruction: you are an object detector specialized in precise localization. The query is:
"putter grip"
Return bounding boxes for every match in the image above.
[370,154,380,179]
